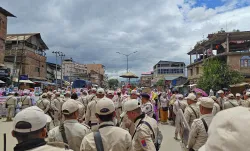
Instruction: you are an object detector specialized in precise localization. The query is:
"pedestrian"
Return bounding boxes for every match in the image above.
[77,91,88,109]
[199,107,250,151]
[123,99,161,151]
[188,97,214,151]
[141,93,154,118]
[106,90,115,100]
[86,88,97,104]
[48,100,91,151]
[51,92,62,128]
[71,93,86,123]
[12,106,73,151]
[223,93,239,109]
[216,90,228,110]
[5,92,17,121]
[242,92,250,107]
[80,97,132,151]
[159,92,169,124]
[173,94,187,140]
[184,93,200,128]
[115,90,123,122]
[20,92,32,110]
[210,96,220,116]
[64,91,71,102]
[85,88,105,131]
[235,93,244,106]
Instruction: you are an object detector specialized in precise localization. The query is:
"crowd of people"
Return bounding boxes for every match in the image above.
[2,86,250,151]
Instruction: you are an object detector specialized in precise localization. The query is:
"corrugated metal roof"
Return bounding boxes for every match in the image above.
[6,35,32,41]
[0,7,16,17]
[165,76,179,81]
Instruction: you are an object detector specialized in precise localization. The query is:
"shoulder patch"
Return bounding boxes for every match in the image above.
[141,139,147,147]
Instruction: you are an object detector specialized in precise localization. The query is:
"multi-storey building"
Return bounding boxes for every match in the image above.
[4,33,48,81]
[140,71,153,87]
[0,7,15,83]
[187,31,250,84]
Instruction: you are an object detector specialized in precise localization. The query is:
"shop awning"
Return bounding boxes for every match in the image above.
[230,82,249,88]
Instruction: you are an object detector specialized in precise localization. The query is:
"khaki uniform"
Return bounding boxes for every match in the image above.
[212,103,220,116]
[223,99,239,109]
[86,94,97,105]
[76,101,85,121]
[85,99,99,131]
[80,121,132,151]
[20,95,32,109]
[184,103,200,128]
[77,96,88,109]
[216,97,228,110]
[116,95,123,121]
[188,114,214,151]
[173,100,187,134]
[48,119,91,151]
[120,114,136,135]
[132,115,157,151]
[29,142,73,151]
[237,99,244,106]
[6,95,17,120]
[141,101,154,118]
[242,98,250,107]
[37,98,51,114]
[51,98,62,128]
[63,97,71,102]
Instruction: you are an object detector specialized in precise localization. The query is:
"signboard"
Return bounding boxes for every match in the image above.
[0,68,10,77]
[13,87,18,92]
[20,75,29,80]
[34,87,41,96]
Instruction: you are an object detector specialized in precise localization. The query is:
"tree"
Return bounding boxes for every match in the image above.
[197,59,244,92]
[108,79,119,89]
[156,78,165,86]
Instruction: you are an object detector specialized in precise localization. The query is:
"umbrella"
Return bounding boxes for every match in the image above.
[120,72,138,84]
[193,88,208,97]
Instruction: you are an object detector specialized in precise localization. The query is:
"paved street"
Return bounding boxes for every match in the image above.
[0,118,182,151]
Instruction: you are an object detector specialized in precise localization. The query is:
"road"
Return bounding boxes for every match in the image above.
[0,118,182,151]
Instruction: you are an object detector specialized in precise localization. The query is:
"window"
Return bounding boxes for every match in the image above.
[240,56,250,68]
[196,67,199,74]
[158,69,160,74]
[190,69,193,76]
[35,67,40,72]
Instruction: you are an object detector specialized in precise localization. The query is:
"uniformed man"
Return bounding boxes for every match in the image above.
[85,88,105,131]
[173,94,187,140]
[196,92,203,100]
[236,93,244,106]
[51,92,62,128]
[5,92,17,121]
[86,88,97,105]
[20,92,32,110]
[123,99,158,151]
[12,106,73,151]
[223,93,239,109]
[64,91,71,102]
[188,97,214,151]
[77,91,88,109]
[184,93,200,128]
[216,90,228,110]
[80,97,132,151]
[210,96,220,116]
[36,93,51,114]
[242,92,250,107]
[116,90,123,121]
[106,90,115,100]
[48,100,91,151]
[141,93,154,118]
[199,107,250,151]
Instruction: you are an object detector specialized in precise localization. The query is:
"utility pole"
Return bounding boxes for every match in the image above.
[116,51,138,73]
[12,36,18,86]
[17,36,25,89]
[52,51,60,90]
[59,52,65,88]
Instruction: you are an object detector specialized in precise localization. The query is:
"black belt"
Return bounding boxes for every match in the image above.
[91,123,98,126]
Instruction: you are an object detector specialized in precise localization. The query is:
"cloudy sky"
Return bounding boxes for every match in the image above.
[2,0,250,79]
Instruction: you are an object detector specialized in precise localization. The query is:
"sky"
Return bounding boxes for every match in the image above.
[1,0,250,79]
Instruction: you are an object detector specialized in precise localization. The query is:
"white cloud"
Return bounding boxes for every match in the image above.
[1,0,250,79]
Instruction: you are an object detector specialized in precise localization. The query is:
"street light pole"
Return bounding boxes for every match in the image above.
[116,51,138,73]
[59,52,65,89]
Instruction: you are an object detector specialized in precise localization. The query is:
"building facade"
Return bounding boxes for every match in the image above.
[46,62,61,82]
[62,59,88,82]
[4,33,48,81]
[187,31,250,84]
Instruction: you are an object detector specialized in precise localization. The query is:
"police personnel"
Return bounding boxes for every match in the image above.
[36,93,51,114]
[12,106,73,151]
[48,100,91,151]
[85,88,105,131]
[5,92,17,121]
[64,91,71,102]
[80,97,132,151]
[116,90,123,121]
[51,92,62,128]
[243,92,250,107]
[235,93,244,106]
[86,88,97,104]
[217,90,228,110]
[210,96,220,116]
[223,93,239,109]
[184,93,200,128]
[123,99,158,151]
[141,93,154,118]
[188,97,214,151]
[20,92,32,110]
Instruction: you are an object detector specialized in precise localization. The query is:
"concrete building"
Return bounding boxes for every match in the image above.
[140,71,153,87]
[4,33,48,81]
[86,64,105,75]
[187,31,250,84]
[46,62,61,82]
[0,7,15,83]
[62,58,88,82]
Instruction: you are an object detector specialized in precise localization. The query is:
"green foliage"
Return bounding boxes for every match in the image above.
[108,79,119,89]
[156,78,165,86]
[197,59,244,92]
